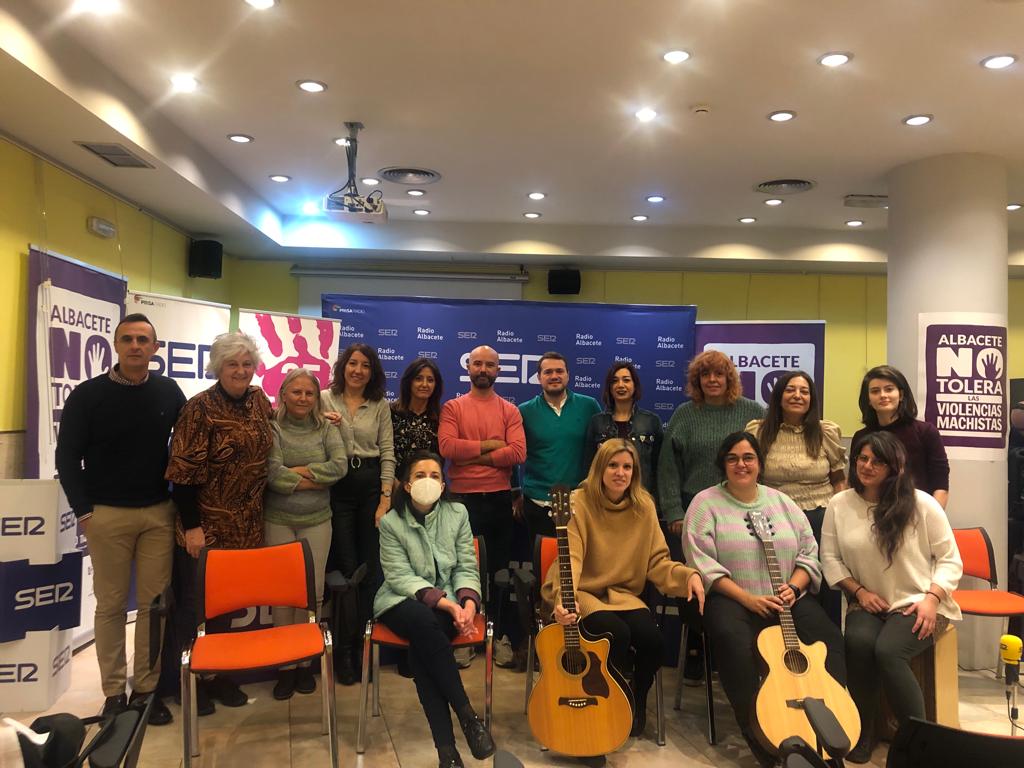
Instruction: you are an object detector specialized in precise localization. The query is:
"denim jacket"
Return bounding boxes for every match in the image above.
[584,408,664,505]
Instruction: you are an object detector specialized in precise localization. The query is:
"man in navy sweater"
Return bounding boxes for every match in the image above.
[55,313,186,725]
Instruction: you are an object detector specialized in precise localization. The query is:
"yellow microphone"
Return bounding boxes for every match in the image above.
[1000,634,1022,687]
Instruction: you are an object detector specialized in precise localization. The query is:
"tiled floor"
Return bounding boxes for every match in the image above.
[10,629,1024,768]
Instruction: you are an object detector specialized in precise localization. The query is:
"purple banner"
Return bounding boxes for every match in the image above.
[921,318,1006,451]
[694,321,826,410]
[26,249,126,478]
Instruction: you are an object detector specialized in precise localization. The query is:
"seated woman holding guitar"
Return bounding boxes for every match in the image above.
[684,431,848,768]
[821,431,962,764]
[542,439,705,744]
[373,450,495,768]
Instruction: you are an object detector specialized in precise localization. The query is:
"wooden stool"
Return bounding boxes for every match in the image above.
[877,623,959,740]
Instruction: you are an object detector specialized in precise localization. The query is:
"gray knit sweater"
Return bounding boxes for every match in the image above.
[264,415,348,527]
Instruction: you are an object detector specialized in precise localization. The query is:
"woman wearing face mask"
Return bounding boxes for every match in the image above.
[543,439,705,741]
[391,357,444,484]
[264,368,348,700]
[374,451,494,768]
[850,365,949,508]
[821,432,962,763]
[584,361,663,501]
[747,370,847,624]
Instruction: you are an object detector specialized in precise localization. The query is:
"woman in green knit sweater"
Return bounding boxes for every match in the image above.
[264,368,348,700]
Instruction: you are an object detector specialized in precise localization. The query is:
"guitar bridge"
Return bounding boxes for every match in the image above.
[558,697,598,708]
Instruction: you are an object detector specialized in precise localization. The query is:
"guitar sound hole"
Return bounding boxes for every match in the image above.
[783,649,809,674]
[560,649,588,675]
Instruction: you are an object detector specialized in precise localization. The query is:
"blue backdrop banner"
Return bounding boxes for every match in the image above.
[321,295,698,416]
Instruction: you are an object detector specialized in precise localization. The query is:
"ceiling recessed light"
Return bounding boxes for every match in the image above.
[72,0,121,14]
[170,73,198,93]
[768,110,796,122]
[302,201,321,216]
[528,192,546,201]
[631,215,649,222]
[981,54,1017,70]
[764,198,784,206]
[269,174,290,183]
[738,217,757,224]
[818,52,851,67]
[635,107,658,123]
[227,134,253,143]
[1008,204,1022,212]
[407,189,426,197]
[846,220,864,227]
[413,209,430,216]
[334,137,350,147]
[902,114,932,126]
[360,177,380,186]
[245,0,276,9]
[663,50,691,64]
[646,195,665,203]
[296,80,327,93]
[524,212,542,219]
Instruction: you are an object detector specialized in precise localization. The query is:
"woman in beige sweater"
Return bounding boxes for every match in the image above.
[543,438,705,739]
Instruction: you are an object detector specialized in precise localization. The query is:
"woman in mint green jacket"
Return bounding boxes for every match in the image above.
[373,450,495,768]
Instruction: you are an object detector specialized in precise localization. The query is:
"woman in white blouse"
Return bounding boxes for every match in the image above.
[821,431,962,764]
[747,370,846,624]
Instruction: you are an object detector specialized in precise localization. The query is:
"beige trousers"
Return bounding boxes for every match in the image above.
[86,500,174,696]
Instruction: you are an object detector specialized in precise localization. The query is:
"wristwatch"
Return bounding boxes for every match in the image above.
[381,489,392,497]
[786,582,803,599]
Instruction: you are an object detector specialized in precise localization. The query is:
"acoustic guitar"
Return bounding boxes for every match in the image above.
[526,486,633,756]
[748,507,861,754]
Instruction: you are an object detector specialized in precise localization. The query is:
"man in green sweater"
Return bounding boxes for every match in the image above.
[516,351,602,544]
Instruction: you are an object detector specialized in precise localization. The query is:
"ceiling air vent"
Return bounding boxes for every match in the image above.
[844,194,889,209]
[378,166,442,185]
[755,178,815,195]
[75,142,154,169]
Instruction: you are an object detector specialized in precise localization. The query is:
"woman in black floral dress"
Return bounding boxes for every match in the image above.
[391,357,444,486]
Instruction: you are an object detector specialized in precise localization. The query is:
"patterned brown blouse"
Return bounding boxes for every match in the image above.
[166,384,273,549]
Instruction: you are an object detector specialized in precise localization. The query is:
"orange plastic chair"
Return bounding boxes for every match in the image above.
[952,527,1024,671]
[356,536,493,754]
[181,541,339,768]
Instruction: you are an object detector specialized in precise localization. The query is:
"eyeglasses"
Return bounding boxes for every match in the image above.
[856,454,889,468]
[724,453,758,466]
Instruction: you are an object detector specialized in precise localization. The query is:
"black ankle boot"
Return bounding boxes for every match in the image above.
[335,644,356,686]
[456,707,495,760]
[437,744,464,768]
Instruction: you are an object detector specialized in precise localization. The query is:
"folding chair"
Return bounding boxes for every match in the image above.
[356,536,494,753]
[672,592,717,745]
[180,540,339,768]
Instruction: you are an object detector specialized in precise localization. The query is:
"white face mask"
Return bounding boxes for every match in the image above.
[409,477,443,506]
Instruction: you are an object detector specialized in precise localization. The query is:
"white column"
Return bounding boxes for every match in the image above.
[887,153,1008,669]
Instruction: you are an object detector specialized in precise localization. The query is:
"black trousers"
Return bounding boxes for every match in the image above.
[804,506,843,627]
[702,591,847,737]
[329,458,382,633]
[522,496,556,547]
[580,608,664,708]
[379,599,470,748]
[453,490,512,615]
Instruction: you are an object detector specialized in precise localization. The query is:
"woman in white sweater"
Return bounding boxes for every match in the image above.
[821,431,962,764]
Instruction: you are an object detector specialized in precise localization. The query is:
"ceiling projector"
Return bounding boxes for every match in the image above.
[323,190,388,224]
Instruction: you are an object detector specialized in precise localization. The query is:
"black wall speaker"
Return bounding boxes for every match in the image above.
[188,239,223,279]
[548,268,581,295]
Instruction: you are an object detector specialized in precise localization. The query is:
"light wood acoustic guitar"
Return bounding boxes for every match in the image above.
[748,506,861,754]
[526,485,633,757]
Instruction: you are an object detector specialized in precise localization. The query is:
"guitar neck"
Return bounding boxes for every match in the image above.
[555,522,582,648]
[760,537,800,649]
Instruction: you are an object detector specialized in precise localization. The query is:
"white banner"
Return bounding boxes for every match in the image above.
[237,309,342,406]
[127,292,231,399]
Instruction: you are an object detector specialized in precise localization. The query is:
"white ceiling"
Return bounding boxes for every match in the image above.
[3,0,1024,269]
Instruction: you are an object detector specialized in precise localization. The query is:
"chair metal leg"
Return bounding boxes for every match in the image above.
[485,619,494,729]
[702,631,716,745]
[372,643,381,717]
[320,625,332,736]
[655,667,666,746]
[523,635,535,714]
[181,654,193,767]
[673,622,687,710]
[356,621,372,754]
[321,627,340,768]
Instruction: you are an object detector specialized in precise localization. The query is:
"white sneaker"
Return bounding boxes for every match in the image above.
[494,635,515,668]
[454,648,475,669]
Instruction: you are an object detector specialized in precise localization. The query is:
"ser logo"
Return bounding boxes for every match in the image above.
[537,334,557,343]
[0,663,38,683]
[655,360,676,368]
[52,645,71,676]
[457,331,478,340]
[378,329,399,337]
[417,351,438,359]
[0,516,45,536]
[385,371,399,379]
[616,337,637,346]
[15,582,75,611]
[655,402,675,411]
[576,357,596,366]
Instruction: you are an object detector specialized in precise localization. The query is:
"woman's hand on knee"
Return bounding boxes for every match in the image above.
[903,596,939,640]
